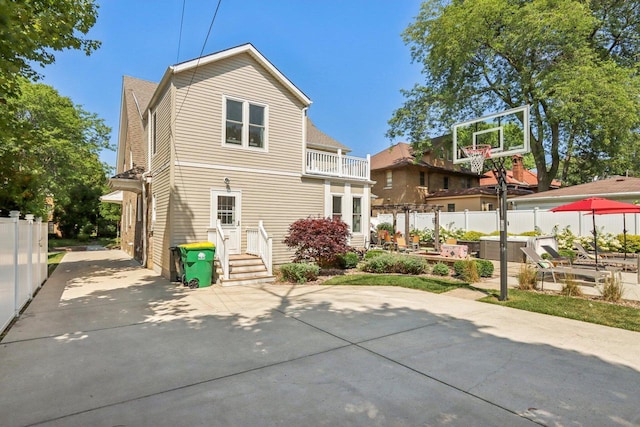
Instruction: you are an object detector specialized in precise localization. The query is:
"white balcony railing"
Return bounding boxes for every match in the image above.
[306,149,370,180]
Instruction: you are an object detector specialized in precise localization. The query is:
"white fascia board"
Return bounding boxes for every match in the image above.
[171,44,312,107]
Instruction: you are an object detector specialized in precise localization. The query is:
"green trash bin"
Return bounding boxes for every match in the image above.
[178,242,216,288]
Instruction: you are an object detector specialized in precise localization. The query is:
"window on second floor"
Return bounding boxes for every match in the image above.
[225,97,267,150]
[443,176,449,190]
[419,171,425,186]
[466,177,472,188]
[385,170,392,188]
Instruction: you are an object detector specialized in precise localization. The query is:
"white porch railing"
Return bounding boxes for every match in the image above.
[306,149,370,180]
[246,220,272,275]
[207,220,229,280]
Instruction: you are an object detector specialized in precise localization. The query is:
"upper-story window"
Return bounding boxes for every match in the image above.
[224,97,267,150]
[443,176,449,189]
[385,170,392,188]
[419,171,425,186]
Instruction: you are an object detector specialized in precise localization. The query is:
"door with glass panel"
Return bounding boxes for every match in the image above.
[212,190,242,254]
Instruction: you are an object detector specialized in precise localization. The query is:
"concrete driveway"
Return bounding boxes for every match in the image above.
[1,250,639,426]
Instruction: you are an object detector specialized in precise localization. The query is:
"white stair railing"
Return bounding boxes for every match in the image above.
[246,220,272,275]
[208,220,229,280]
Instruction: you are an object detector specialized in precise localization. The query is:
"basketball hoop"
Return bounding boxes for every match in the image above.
[461,144,492,174]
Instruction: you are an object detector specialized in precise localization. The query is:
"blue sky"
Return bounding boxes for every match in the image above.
[39,0,424,169]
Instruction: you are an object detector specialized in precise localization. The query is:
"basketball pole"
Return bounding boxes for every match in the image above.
[490,158,509,301]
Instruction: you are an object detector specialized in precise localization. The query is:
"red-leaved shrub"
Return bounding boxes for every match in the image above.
[283,217,351,267]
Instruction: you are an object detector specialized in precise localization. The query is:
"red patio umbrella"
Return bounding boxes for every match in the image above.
[550,197,640,265]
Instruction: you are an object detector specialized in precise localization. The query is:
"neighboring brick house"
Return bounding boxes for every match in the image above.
[479,154,561,192]
[370,142,480,213]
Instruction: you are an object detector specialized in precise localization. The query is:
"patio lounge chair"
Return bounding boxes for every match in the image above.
[520,247,614,287]
[573,242,638,271]
[541,245,571,266]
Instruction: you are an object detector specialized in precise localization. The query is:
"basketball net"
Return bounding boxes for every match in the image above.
[461,144,492,174]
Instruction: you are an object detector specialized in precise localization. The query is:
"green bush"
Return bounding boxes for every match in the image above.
[518,230,541,237]
[337,252,360,269]
[431,262,450,276]
[618,234,640,253]
[364,249,386,259]
[452,259,480,282]
[376,222,394,232]
[475,259,494,277]
[279,263,320,283]
[459,231,486,241]
[359,253,429,275]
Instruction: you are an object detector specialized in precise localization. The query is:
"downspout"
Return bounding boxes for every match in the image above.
[142,108,152,268]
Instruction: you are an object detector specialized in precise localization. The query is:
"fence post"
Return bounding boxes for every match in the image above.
[464,209,469,232]
[533,207,539,232]
[25,214,34,300]
[9,211,20,316]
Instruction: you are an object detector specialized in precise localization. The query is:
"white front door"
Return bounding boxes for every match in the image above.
[212,190,242,254]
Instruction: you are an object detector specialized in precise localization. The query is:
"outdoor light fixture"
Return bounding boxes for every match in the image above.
[224,177,230,185]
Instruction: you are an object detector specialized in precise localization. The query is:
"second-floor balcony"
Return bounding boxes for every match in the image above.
[306,149,370,180]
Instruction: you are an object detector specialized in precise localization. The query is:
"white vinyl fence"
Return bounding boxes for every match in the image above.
[0,212,48,335]
[375,208,640,237]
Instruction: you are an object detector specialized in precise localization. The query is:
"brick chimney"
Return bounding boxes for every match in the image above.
[512,154,524,182]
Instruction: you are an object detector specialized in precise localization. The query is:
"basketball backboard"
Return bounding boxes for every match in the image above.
[452,105,530,168]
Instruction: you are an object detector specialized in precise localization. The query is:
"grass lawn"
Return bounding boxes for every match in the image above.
[48,237,119,250]
[48,252,65,276]
[319,273,640,332]
[322,274,470,294]
[480,289,640,332]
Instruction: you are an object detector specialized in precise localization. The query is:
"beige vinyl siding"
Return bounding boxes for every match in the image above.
[151,166,171,276]
[172,165,324,265]
[149,84,173,172]
[172,53,306,174]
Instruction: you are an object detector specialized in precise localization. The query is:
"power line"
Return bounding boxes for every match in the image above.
[175,0,223,120]
[176,0,186,63]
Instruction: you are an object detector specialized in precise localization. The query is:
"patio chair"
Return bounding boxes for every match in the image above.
[573,242,637,270]
[541,245,571,266]
[396,236,410,252]
[520,247,613,287]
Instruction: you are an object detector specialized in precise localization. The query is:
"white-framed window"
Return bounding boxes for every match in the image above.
[385,170,392,188]
[152,193,157,223]
[151,110,157,156]
[352,197,362,233]
[127,200,132,228]
[224,97,267,150]
[332,195,342,221]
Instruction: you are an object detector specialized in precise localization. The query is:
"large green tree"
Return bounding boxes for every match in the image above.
[0,0,99,103]
[388,0,640,189]
[0,79,111,234]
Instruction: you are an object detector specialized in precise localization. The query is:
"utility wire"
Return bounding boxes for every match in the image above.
[176,0,186,63]
[175,0,223,120]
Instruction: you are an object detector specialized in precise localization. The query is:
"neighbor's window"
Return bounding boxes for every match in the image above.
[225,97,266,149]
[419,171,425,186]
[385,170,392,188]
[352,197,362,233]
[447,203,455,212]
[332,195,342,221]
[443,176,449,189]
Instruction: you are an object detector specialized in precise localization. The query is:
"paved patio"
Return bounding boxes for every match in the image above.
[1,249,639,426]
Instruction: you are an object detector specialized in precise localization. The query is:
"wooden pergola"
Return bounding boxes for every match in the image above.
[375,203,443,251]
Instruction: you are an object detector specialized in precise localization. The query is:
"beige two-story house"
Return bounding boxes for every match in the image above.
[109,44,372,285]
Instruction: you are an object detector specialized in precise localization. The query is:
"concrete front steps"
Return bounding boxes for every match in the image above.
[216,254,275,286]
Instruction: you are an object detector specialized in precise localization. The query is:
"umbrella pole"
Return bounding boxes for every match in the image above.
[592,210,598,268]
[623,214,627,260]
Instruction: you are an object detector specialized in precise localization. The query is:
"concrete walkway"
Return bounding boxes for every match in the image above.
[1,250,639,426]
